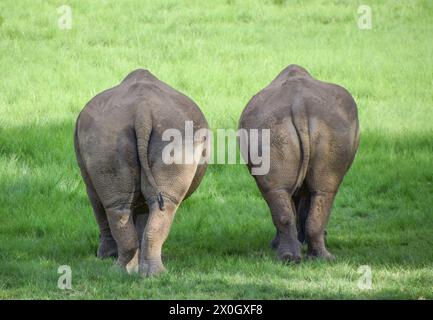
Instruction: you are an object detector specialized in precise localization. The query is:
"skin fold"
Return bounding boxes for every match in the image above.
[74,69,208,277]
[239,64,360,263]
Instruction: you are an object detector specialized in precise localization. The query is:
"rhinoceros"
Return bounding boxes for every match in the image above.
[239,65,359,263]
[74,69,208,276]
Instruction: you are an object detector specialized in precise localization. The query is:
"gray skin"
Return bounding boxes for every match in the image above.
[239,65,359,263]
[74,69,208,277]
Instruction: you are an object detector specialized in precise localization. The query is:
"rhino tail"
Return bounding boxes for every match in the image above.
[291,101,310,194]
[135,109,165,211]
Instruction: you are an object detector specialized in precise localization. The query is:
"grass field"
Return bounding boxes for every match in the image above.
[1,0,432,299]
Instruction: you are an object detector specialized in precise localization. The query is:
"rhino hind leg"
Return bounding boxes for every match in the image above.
[264,189,301,263]
[139,199,178,277]
[85,164,141,273]
[305,191,336,260]
[105,205,140,274]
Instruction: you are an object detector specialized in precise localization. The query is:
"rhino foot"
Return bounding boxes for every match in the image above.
[140,259,166,277]
[97,237,118,259]
[307,249,335,261]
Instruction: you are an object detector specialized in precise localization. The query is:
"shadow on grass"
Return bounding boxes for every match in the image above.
[1,122,433,270]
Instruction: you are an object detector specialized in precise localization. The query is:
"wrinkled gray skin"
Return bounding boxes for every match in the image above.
[239,65,359,263]
[74,69,208,276]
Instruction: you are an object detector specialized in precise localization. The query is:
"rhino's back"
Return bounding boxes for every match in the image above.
[77,69,208,139]
[239,65,357,131]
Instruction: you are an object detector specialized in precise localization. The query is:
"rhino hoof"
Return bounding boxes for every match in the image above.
[278,251,302,264]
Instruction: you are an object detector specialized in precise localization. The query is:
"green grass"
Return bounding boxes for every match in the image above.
[1,0,432,299]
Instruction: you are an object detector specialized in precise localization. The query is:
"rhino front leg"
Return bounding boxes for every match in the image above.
[264,190,301,263]
[134,212,149,249]
[270,230,280,250]
[86,184,118,259]
[306,191,335,260]
[296,194,311,244]
[139,199,178,277]
[106,207,139,273]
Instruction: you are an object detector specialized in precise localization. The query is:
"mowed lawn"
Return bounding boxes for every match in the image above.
[0,0,432,299]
